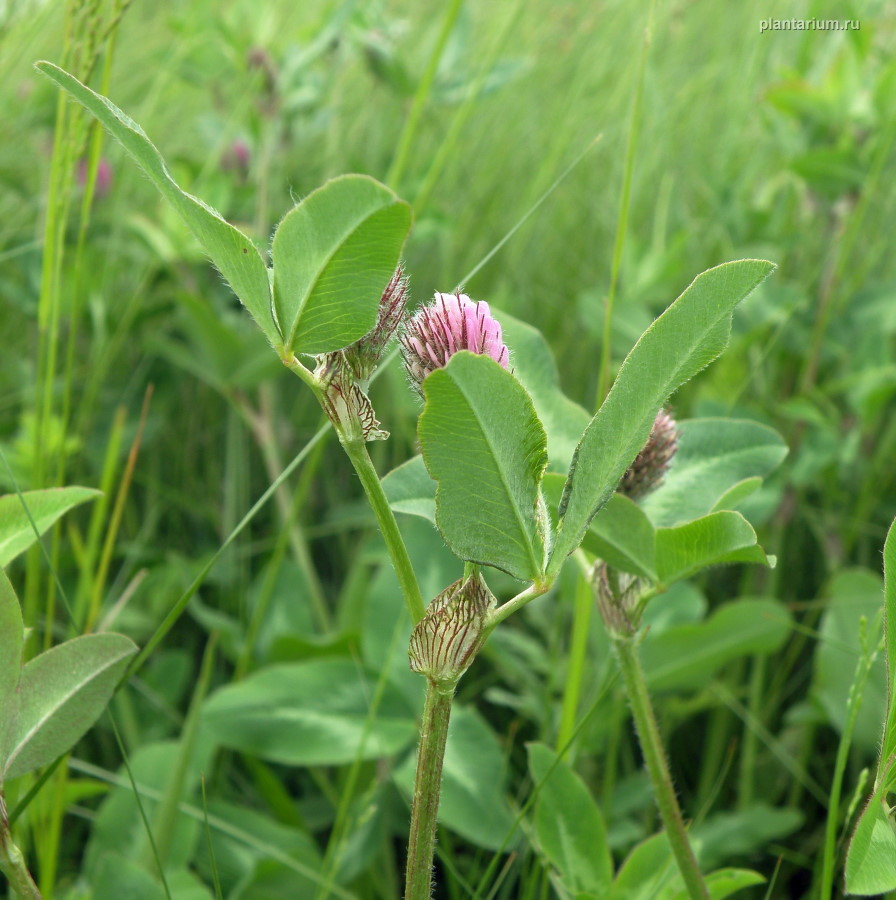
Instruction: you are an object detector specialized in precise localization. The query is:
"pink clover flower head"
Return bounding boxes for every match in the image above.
[400,292,509,389]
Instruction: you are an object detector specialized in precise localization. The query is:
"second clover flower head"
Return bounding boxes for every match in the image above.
[400,292,509,391]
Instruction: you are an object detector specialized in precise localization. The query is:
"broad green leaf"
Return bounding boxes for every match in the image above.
[710,477,763,513]
[548,260,775,575]
[497,309,590,472]
[0,573,23,738]
[199,801,323,898]
[85,739,213,876]
[3,633,138,780]
[610,832,678,899]
[393,706,517,850]
[845,793,896,895]
[271,175,411,354]
[674,870,765,900]
[586,494,657,580]
[879,517,896,783]
[640,599,791,693]
[691,804,803,870]
[641,419,788,527]
[527,743,613,893]
[90,854,167,900]
[36,62,279,347]
[419,352,548,580]
[0,486,100,566]
[812,569,887,753]
[655,511,769,584]
[201,658,417,765]
[381,455,436,523]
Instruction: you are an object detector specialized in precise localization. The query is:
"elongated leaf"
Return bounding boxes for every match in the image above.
[201,658,417,766]
[0,572,23,741]
[691,804,803,870]
[497,309,590,472]
[527,743,613,893]
[879,517,896,782]
[845,792,896,895]
[610,832,677,899]
[0,486,100,566]
[271,175,411,354]
[3,633,137,780]
[641,419,788,527]
[36,62,279,347]
[381,455,436,522]
[655,511,769,584]
[640,599,791,693]
[548,260,775,575]
[688,870,766,900]
[419,352,548,580]
[812,569,887,753]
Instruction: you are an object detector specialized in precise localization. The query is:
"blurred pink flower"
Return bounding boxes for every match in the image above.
[77,157,112,199]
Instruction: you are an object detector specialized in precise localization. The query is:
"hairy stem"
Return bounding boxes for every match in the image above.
[405,681,453,900]
[340,439,426,624]
[612,634,709,900]
[0,801,42,900]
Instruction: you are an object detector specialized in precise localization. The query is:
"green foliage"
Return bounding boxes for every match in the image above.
[497,309,590,472]
[271,175,411,354]
[3,632,137,780]
[35,62,281,348]
[641,600,791,693]
[419,351,548,580]
[549,260,776,574]
[812,568,887,752]
[0,572,136,784]
[0,487,100,566]
[35,64,412,359]
[201,658,418,765]
[845,791,896,895]
[393,706,516,851]
[527,742,613,893]
[7,6,895,898]
[845,517,896,894]
[640,419,788,527]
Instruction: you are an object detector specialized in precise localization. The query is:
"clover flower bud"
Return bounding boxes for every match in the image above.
[344,266,409,382]
[400,292,509,391]
[313,267,408,442]
[593,562,644,638]
[619,408,679,500]
[409,573,496,688]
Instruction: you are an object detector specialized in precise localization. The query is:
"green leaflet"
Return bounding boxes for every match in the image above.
[36,62,280,348]
[548,260,775,575]
[271,175,411,354]
[419,352,548,581]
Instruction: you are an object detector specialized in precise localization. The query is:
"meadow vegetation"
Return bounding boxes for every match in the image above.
[1,1,895,897]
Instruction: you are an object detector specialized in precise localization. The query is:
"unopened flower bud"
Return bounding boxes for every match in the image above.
[594,562,644,638]
[343,266,409,382]
[619,409,679,500]
[314,353,388,442]
[409,574,496,687]
[313,267,408,442]
[400,292,509,392]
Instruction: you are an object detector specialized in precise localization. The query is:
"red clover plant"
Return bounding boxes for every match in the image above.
[16,60,793,900]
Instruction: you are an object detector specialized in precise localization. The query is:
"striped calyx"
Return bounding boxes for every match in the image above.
[409,574,495,687]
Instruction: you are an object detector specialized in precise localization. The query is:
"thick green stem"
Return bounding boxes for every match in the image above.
[405,681,453,900]
[0,804,42,900]
[341,439,426,624]
[612,635,709,900]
